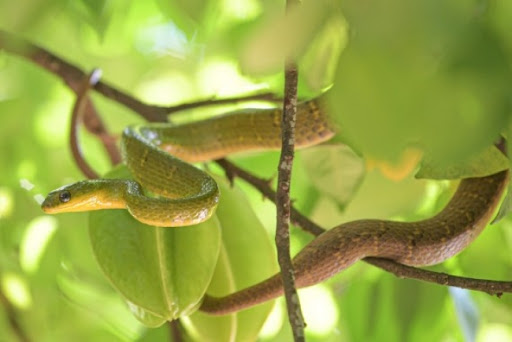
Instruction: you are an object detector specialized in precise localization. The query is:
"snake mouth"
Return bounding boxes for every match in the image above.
[40,199,56,213]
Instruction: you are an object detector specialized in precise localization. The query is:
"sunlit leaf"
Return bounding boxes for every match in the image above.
[89,166,221,325]
[299,15,347,92]
[416,145,509,180]
[239,0,336,75]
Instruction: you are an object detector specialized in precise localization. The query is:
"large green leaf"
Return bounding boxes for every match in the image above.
[330,0,511,165]
[89,166,221,326]
[182,176,278,342]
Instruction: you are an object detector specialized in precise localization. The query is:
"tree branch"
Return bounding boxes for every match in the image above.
[0,30,278,123]
[168,320,184,342]
[81,97,122,166]
[215,158,325,236]
[274,11,305,339]
[70,69,103,179]
[364,257,512,295]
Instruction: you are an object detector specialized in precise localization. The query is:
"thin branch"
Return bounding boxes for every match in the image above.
[0,30,278,123]
[168,321,184,342]
[161,92,280,114]
[275,28,305,342]
[364,257,512,296]
[215,158,325,236]
[70,69,103,179]
[81,98,122,165]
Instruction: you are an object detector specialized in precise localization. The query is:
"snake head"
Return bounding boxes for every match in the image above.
[41,180,125,214]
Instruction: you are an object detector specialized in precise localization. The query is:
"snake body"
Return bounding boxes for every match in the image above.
[200,169,509,314]
[41,96,509,315]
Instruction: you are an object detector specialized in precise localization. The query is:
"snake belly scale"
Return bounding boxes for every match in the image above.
[41,96,509,315]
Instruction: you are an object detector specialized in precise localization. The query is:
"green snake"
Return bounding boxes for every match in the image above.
[41,97,509,315]
[41,99,333,226]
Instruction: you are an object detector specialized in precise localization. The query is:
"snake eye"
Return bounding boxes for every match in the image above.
[59,190,71,203]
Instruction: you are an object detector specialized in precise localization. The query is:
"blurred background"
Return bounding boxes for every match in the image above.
[1,0,512,341]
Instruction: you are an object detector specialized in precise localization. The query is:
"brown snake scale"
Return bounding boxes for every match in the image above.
[200,170,509,315]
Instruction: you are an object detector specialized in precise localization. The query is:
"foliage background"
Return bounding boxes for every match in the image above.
[1,0,512,341]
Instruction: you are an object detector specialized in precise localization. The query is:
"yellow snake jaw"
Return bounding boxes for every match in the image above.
[200,170,509,315]
[41,179,129,213]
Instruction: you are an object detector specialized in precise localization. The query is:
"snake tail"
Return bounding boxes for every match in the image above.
[200,170,509,315]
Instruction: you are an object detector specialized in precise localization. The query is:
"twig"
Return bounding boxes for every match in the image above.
[275,9,305,339]
[364,257,512,296]
[70,69,103,179]
[168,321,184,342]
[215,158,325,236]
[81,98,122,165]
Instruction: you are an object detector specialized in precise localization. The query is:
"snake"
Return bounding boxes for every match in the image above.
[41,99,334,226]
[41,97,509,315]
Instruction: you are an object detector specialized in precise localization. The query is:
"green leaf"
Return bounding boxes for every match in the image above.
[181,247,238,341]
[76,0,115,38]
[330,1,511,165]
[155,0,212,34]
[300,144,365,208]
[183,176,278,342]
[493,187,512,224]
[89,166,221,325]
[416,145,509,180]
